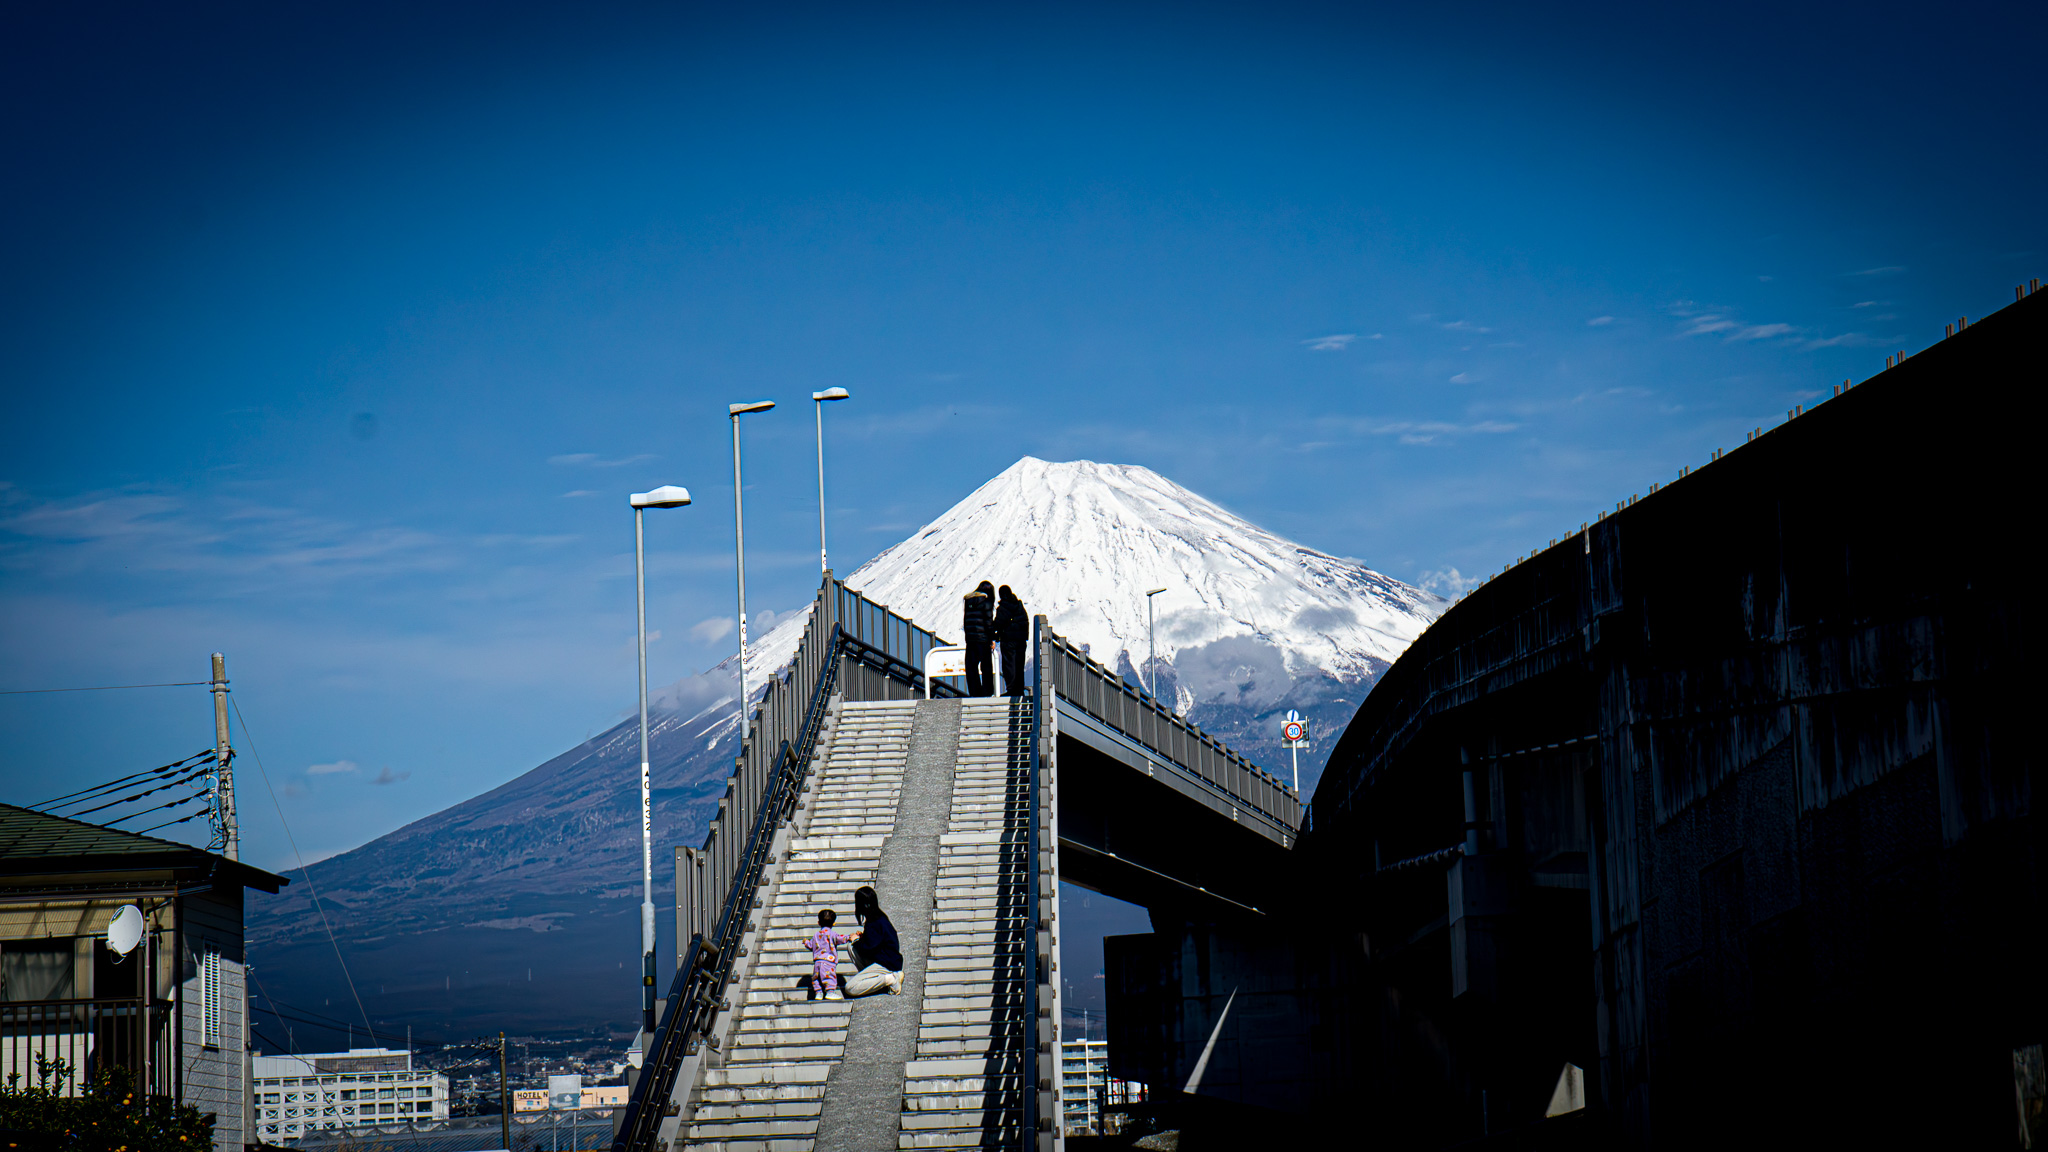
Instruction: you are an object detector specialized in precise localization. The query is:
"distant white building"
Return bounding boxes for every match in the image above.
[250,1047,448,1140]
[1060,1038,1145,1137]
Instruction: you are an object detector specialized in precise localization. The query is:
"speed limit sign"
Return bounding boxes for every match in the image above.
[1283,720,1305,742]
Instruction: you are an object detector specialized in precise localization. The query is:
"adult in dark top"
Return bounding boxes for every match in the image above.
[995,585,1029,697]
[962,581,996,698]
[845,885,904,996]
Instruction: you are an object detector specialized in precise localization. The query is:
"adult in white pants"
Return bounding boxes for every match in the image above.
[847,885,906,996]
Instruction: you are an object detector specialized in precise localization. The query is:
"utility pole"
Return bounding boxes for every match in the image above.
[499,1033,511,1152]
[210,653,237,860]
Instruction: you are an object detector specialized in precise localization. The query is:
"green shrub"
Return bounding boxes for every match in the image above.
[0,1054,214,1151]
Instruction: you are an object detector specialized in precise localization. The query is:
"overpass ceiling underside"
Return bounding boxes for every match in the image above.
[1053,698,1293,921]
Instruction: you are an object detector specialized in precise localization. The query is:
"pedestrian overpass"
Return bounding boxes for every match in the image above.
[612,575,1302,1152]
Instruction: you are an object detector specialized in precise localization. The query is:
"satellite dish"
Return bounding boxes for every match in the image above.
[106,905,144,957]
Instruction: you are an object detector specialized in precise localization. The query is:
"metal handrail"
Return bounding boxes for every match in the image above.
[1023,617,1046,1150]
[615,626,843,1150]
[616,731,812,1149]
[836,629,967,698]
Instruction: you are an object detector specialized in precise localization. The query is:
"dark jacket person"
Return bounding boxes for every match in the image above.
[995,585,1029,697]
[845,885,905,996]
[963,581,996,697]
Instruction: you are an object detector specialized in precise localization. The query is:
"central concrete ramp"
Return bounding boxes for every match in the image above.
[815,698,959,1150]
[678,696,1034,1152]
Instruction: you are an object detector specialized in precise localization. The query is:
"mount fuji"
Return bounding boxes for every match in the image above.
[729,457,1443,783]
[243,459,1442,1047]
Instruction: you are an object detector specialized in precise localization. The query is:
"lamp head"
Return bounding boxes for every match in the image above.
[1146,587,1168,597]
[728,400,776,416]
[630,486,693,509]
[812,388,850,402]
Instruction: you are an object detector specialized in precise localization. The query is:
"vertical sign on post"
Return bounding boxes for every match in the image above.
[1282,710,1307,795]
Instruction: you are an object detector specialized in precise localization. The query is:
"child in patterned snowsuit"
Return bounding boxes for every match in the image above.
[805,908,858,1000]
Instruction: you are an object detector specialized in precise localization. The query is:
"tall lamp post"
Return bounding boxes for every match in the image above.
[1145,587,1168,700]
[729,401,775,733]
[631,484,691,1035]
[812,388,849,574]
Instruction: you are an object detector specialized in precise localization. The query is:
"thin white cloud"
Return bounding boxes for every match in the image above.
[1441,320,1492,333]
[1302,334,1356,352]
[1847,266,1906,277]
[307,759,357,776]
[561,490,597,498]
[1675,308,1800,343]
[1449,372,1477,384]
[1587,316,1615,326]
[1416,567,1483,599]
[1327,418,1518,446]
[691,617,735,644]
[547,453,658,468]
[1803,333,1876,349]
[372,766,410,785]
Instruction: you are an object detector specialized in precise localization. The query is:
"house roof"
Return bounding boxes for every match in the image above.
[0,803,289,893]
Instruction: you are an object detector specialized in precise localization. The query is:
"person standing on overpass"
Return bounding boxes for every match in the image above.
[963,581,996,697]
[995,585,1029,697]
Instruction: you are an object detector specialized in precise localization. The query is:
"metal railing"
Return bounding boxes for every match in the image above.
[1039,629,1301,834]
[615,573,962,1152]
[1025,620,1049,1150]
[0,997,161,1097]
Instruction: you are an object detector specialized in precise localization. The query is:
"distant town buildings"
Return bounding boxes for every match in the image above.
[0,804,288,1152]
[250,1047,449,1140]
[1060,1038,1145,1136]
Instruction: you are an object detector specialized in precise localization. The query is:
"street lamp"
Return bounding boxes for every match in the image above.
[812,388,849,574]
[728,401,775,736]
[630,484,691,1035]
[1145,587,1168,700]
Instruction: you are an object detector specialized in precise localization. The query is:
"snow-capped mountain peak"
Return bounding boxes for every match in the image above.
[701,458,1443,781]
[841,457,1443,691]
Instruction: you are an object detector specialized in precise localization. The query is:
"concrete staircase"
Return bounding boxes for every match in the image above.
[677,696,1033,1152]
[900,698,1032,1150]
[683,699,914,1152]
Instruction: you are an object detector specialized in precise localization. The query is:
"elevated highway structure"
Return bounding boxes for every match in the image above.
[1103,287,2046,1149]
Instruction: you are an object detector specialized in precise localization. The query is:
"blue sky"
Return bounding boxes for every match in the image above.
[2,0,2042,872]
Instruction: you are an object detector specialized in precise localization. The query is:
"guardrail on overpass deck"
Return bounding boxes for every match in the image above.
[1039,628,1302,845]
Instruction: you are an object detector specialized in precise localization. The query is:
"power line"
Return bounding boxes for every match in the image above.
[248,968,301,1055]
[232,696,378,1048]
[250,985,386,1036]
[31,749,215,811]
[0,681,212,695]
[101,791,212,830]
[135,809,210,836]
[61,765,212,819]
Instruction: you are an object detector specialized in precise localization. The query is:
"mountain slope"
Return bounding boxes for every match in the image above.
[245,458,1441,1046]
